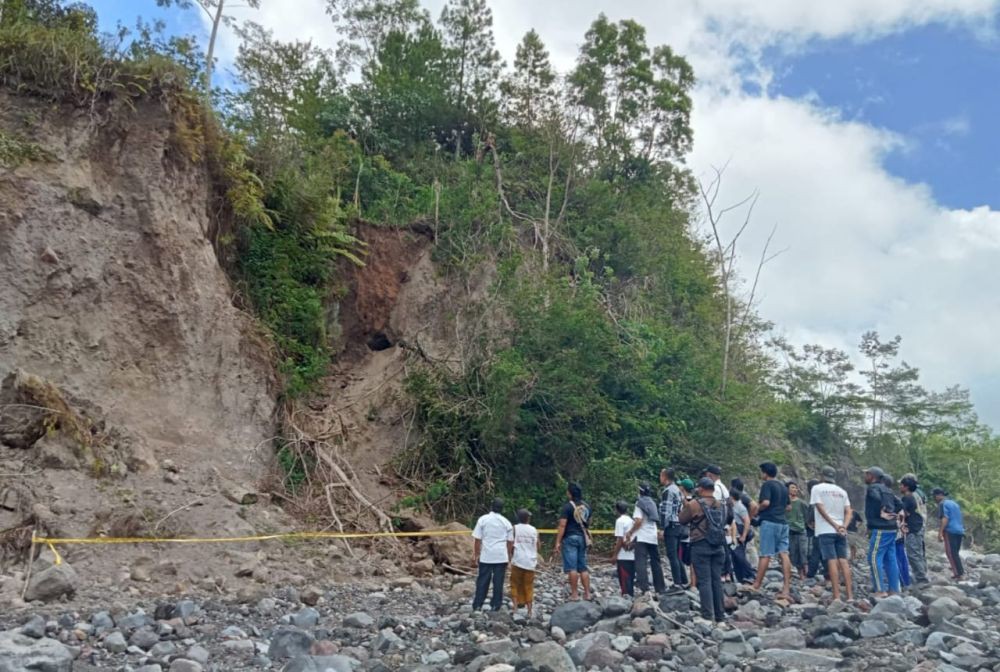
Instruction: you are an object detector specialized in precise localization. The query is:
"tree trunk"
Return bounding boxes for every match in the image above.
[204,0,225,97]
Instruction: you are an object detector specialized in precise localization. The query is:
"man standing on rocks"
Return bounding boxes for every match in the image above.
[554,483,592,601]
[787,482,809,580]
[933,488,965,580]
[628,482,667,595]
[472,498,514,611]
[864,466,901,597]
[751,462,793,602]
[659,468,688,587]
[679,477,732,622]
[728,488,755,584]
[810,466,853,601]
[900,476,929,585]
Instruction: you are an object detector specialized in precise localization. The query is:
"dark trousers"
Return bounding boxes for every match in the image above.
[731,541,755,583]
[473,562,506,611]
[691,541,725,621]
[635,541,667,593]
[664,525,688,585]
[944,532,965,578]
[807,533,824,578]
[617,559,635,596]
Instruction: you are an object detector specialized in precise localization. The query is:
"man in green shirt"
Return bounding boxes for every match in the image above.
[787,482,809,580]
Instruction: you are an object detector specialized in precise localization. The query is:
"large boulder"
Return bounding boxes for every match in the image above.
[0,631,74,672]
[24,562,77,602]
[549,601,602,635]
[566,632,611,665]
[429,522,475,569]
[268,628,315,660]
[927,597,961,625]
[760,627,807,650]
[870,595,923,621]
[519,642,575,672]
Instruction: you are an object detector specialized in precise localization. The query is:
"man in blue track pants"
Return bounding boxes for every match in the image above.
[864,467,900,597]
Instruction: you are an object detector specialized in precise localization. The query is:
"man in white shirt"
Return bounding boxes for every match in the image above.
[611,501,636,596]
[810,466,853,601]
[472,498,514,611]
[704,464,729,502]
[627,482,666,594]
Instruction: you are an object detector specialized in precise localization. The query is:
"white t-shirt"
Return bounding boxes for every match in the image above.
[511,523,539,570]
[810,482,851,536]
[631,506,658,545]
[614,514,635,561]
[713,480,730,502]
[472,512,514,564]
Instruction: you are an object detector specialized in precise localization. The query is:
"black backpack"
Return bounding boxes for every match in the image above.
[700,497,728,547]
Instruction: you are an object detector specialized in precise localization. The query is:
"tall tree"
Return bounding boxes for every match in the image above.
[502,29,555,126]
[438,0,502,120]
[325,0,428,73]
[568,14,694,181]
[156,0,262,96]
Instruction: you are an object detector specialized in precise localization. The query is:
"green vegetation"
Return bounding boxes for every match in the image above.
[5,0,998,547]
[0,129,52,167]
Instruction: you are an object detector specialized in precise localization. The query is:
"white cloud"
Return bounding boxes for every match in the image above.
[208,0,1000,424]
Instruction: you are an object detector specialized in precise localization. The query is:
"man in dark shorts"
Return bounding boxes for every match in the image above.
[554,482,592,600]
[810,466,853,601]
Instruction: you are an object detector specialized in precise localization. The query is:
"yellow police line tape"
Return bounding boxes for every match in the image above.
[32,528,617,566]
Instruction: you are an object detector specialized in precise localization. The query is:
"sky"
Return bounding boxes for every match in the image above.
[88,0,1000,427]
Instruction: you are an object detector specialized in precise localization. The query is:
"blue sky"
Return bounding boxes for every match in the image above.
[84,0,1000,427]
[763,23,1000,211]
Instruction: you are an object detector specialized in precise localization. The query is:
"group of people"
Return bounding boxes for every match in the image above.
[469,465,967,624]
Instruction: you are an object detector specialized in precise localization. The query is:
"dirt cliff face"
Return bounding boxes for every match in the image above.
[0,91,280,581]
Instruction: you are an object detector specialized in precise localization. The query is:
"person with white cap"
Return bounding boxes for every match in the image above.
[811,466,853,601]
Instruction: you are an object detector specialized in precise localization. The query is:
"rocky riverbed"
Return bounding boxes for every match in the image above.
[1,548,999,672]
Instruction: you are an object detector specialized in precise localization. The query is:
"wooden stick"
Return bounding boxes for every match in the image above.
[20,527,36,601]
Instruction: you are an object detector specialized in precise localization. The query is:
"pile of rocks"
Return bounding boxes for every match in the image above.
[1,551,998,671]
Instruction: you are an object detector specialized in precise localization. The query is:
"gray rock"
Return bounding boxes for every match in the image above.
[611,635,632,652]
[371,629,404,654]
[291,607,321,628]
[136,666,163,672]
[584,646,625,667]
[734,600,766,622]
[186,645,210,664]
[168,661,204,672]
[519,642,575,672]
[222,640,256,656]
[479,639,514,655]
[549,625,566,641]
[601,596,631,617]
[424,650,450,665]
[343,613,375,629]
[104,631,128,653]
[870,595,923,621]
[549,600,603,634]
[567,631,611,665]
[627,644,665,661]
[281,655,360,672]
[677,643,707,665]
[150,641,179,658]
[925,631,979,654]
[928,597,961,625]
[859,620,890,639]
[90,611,115,632]
[759,649,842,669]
[129,628,161,651]
[760,627,806,649]
[268,627,315,660]
[890,628,925,647]
[20,615,46,639]
[24,563,77,602]
[0,631,74,672]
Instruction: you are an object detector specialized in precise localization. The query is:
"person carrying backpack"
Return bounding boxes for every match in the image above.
[627,482,667,595]
[554,482,592,601]
[679,477,732,622]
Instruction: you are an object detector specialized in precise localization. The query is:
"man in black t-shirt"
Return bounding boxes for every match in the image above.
[750,463,792,601]
[900,476,928,584]
[554,483,592,601]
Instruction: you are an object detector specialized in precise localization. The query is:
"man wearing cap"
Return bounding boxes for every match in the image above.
[703,465,730,503]
[750,462,792,601]
[933,488,965,580]
[864,466,900,597]
[810,466,853,601]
